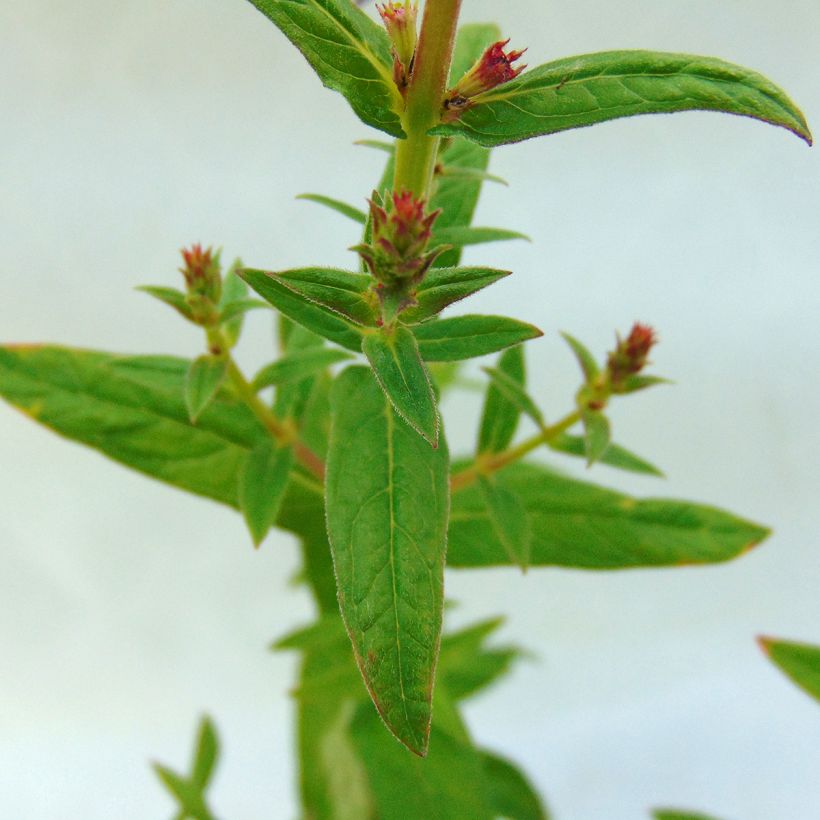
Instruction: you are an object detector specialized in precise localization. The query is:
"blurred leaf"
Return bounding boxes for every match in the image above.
[758,636,820,703]
[185,355,228,423]
[478,346,526,455]
[191,717,219,789]
[432,51,812,147]
[481,750,550,819]
[137,285,194,322]
[219,261,251,346]
[581,408,611,465]
[298,193,367,225]
[549,433,664,477]
[414,315,542,362]
[239,439,293,546]
[482,356,544,432]
[480,475,532,570]
[448,461,770,568]
[561,331,599,381]
[432,225,530,248]
[252,348,353,390]
[652,811,725,820]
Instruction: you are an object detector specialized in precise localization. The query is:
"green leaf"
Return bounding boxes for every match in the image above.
[432,50,812,147]
[481,750,550,820]
[449,23,503,85]
[448,461,770,568]
[414,315,543,362]
[479,475,532,570]
[478,346,527,455]
[355,138,395,154]
[247,0,404,138]
[185,355,228,423]
[582,409,612,465]
[437,165,508,186]
[432,225,530,248]
[0,346,262,508]
[153,764,211,820]
[137,285,194,322]
[561,331,600,381]
[482,360,545,432]
[549,433,664,477]
[621,374,672,394]
[758,636,820,703]
[272,267,377,326]
[325,367,450,755]
[191,717,219,789]
[429,139,491,269]
[439,618,521,700]
[362,325,439,445]
[251,348,352,390]
[652,811,725,820]
[218,262,251,346]
[241,268,364,351]
[239,439,294,546]
[297,193,367,225]
[401,266,511,324]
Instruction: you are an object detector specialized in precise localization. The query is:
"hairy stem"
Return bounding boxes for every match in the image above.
[450,410,581,492]
[393,0,462,196]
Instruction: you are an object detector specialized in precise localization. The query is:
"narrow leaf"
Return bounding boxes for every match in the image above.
[652,811,725,820]
[479,476,532,570]
[355,138,395,153]
[432,50,812,147]
[252,348,352,390]
[273,267,376,325]
[622,374,672,394]
[582,409,612,465]
[247,0,404,137]
[481,750,550,820]
[561,331,600,381]
[437,166,508,186]
[478,346,526,454]
[326,367,450,755]
[191,717,219,789]
[153,765,207,818]
[137,286,194,322]
[482,361,545,429]
[758,636,820,703]
[402,266,511,325]
[549,433,664,477]
[448,461,770,568]
[241,268,364,351]
[185,355,228,423]
[239,439,294,546]
[362,325,439,445]
[297,193,367,225]
[218,298,268,324]
[432,225,530,248]
[414,315,543,362]
[218,261,250,346]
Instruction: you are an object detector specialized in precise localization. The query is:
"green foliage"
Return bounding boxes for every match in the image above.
[549,433,664,477]
[581,407,612,466]
[479,475,532,570]
[239,439,293,546]
[432,224,530,248]
[325,366,449,754]
[432,50,812,147]
[185,355,228,423]
[652,811,725,820]
[481,750,550,820]
[478,345,526,455]
[413,315,543,361]
[759,636,820,703]
[297,193,367,224]
[448,461,769,569]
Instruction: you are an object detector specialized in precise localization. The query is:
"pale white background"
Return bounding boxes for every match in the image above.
[1,1,819,818]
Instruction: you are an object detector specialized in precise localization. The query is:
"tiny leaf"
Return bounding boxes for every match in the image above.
[251,348,352,390]
[482,361,545,430]
[432,225,530,248]
[758,636,820,703]
[185,355,228,423]
[479,476,532,570]
[325,367,450,755]
[550,433,664,477]
[652,811,725,820]
[582,409,612,466]
[362,325,439,445]
[478,346,526,455]
[218,262,250,346]
[191,717,219,789]
[622,374,672,394]
[414,315,543,362]
[137,286,194,322]
[561,331,600,381]
[239,439,294,546]
[297,193,367,225]
[218,298,268,324]
[432,50,812,147]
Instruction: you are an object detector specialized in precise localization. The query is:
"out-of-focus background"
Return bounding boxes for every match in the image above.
[1,1,819,817]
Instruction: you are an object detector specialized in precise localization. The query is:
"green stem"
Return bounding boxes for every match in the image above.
[450,410,581,492]
[393,0,462,196]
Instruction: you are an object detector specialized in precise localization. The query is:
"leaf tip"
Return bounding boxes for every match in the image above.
[756,635,774,656]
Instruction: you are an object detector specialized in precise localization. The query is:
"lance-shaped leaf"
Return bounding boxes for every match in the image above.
[448,461,769,568]
[432,225,530,248]
[219,262,254,347]
[247,0,404,138]
[479,475,532,570]
[252,348,352,390]
[297,193,367,225]
[185,355,228,423]
[652,812,725,820]
[362,325,439,445]
[561,331,600,381]
[137,285,194,322]
[432,50,812,147]
[582,408,612,466]
[241,268,364,351]
[478,346,527,454]
[325,366,450,755]
[402,266,511,325]
[239,439,293,546]
[758,636,820,703]
[414,315,543,362]
[481,750,550,820]
[550,433,663,477]
[273,267,377,326]
[0,346,264,507]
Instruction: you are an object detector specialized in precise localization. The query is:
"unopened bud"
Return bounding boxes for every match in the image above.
[179,244,222,323]
[444,39,526,117]
[377,2,418,92]
[607,323,657,387]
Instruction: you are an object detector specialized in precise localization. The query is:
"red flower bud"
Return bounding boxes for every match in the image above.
[607,323,658,385]
[179,243,222,303]
[377,2,418,92]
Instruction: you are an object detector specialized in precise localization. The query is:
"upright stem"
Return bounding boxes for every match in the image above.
[393,0,462,196]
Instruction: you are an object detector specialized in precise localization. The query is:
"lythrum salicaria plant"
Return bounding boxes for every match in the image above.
[1,1,816,817]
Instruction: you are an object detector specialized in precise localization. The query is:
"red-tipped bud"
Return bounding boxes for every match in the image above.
[377,2,417,92]
[179,243,222,307]
[445,39,526,116]
[607,323,658,385]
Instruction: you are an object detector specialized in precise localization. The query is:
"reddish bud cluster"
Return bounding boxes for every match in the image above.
[445,39,527,116]
[179,243,221,301]
[607,323,657,385]
[377,2,417,92]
